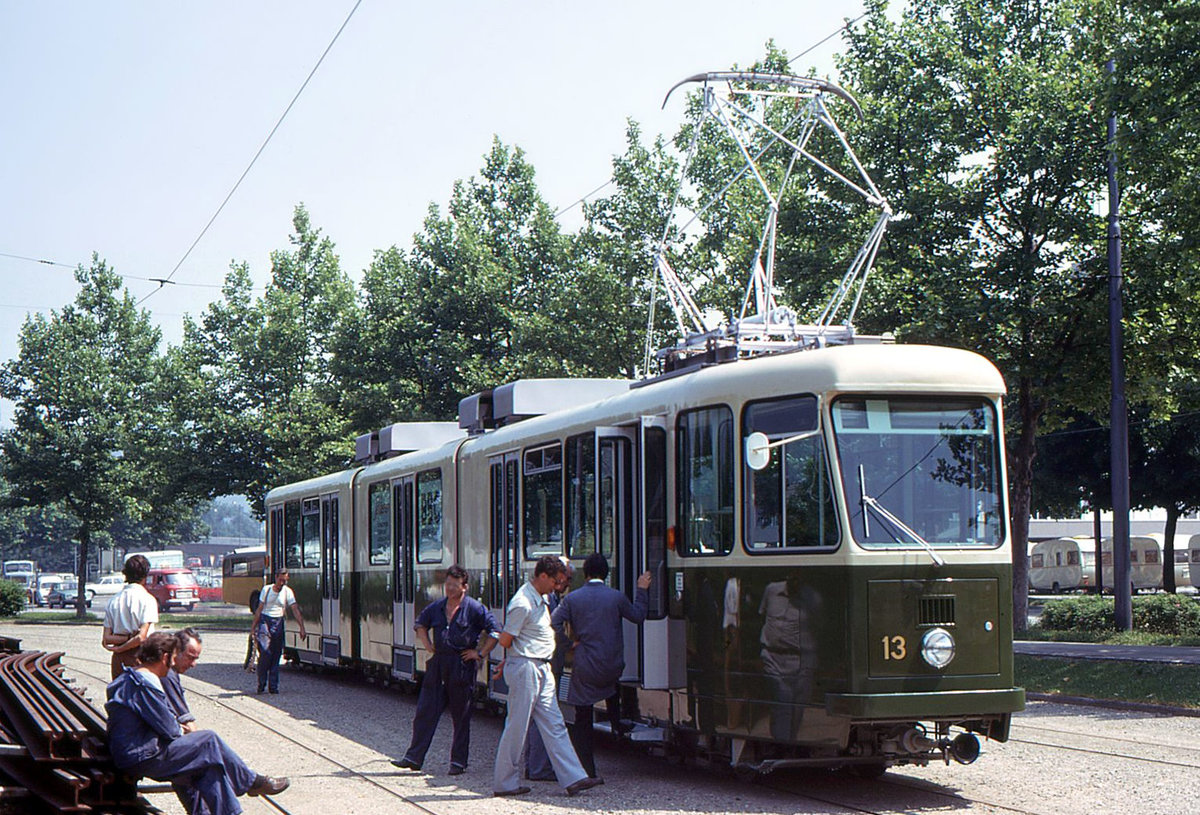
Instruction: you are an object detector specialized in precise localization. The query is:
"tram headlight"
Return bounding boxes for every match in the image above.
[920,627,955,669]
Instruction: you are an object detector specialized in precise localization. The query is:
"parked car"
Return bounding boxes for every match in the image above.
[194,572,223,603]
[146,567,199,612]
[31,574,63,607]
[186,556,204,570]
[86,573,126,600]
[47,581,94,609]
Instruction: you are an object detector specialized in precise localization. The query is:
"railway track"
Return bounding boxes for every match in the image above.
[46,641,1200,815]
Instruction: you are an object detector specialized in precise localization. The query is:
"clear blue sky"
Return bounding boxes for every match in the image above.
[0,1,869,381]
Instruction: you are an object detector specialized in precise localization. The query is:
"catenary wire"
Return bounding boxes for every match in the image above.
[138,0,364,306]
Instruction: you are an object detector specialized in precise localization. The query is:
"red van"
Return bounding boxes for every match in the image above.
[146,568,199,612]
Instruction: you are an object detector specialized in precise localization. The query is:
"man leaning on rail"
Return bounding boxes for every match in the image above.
[105,631,289,815]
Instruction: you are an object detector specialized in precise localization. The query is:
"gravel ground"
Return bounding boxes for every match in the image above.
[2,621,1197,815]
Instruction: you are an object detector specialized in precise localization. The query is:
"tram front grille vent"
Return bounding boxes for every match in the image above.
[918,595,955,626]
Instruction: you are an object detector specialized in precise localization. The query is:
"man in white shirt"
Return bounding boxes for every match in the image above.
[102,555,158,678]
[492,555,600,798]
[249,569,307,694]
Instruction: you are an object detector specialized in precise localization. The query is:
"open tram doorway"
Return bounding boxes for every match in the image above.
[593,418,672,689]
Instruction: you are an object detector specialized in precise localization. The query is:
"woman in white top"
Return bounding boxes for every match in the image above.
[249,569,307,694]
[102,555,159,678]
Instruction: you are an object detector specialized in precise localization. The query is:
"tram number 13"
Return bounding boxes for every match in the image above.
[881,635,907,661]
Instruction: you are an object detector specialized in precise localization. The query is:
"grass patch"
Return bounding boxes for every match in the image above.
[1016,654,1200,709]
[1021,628,1200,647]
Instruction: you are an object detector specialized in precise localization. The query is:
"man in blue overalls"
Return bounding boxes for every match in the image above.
[392,564,499,776]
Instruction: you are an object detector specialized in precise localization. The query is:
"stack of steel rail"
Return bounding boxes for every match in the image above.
[0,637,160,813]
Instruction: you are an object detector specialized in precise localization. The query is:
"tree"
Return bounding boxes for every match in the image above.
[177,207,359,509]
[0,257,167,615]
[830,0,1189,630]
[336,140,581,424]
[1132,408,1200,592]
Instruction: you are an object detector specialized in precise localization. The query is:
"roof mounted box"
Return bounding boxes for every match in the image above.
[354,431,379,464]
[458,390,494,436]
[378,422,465,458]
[492,379,631,427]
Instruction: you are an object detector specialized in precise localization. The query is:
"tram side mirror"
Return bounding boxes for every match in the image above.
[744,428,820,471]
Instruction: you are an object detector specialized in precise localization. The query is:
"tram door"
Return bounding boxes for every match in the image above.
[391,476,417,679]
[488,453,520,699]
[596,426,640,683]
[320,494,341,665]
[638,416,679,689]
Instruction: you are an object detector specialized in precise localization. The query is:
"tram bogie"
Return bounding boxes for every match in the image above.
[264,343,1024,774]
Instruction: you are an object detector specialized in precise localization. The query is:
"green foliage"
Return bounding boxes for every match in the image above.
[1038,594,1200,635]
[0,256,180,613]
[1039,595,1118,632]
[0,580,26,617]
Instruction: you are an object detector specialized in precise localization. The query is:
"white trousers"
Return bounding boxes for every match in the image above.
[493,657,587,792]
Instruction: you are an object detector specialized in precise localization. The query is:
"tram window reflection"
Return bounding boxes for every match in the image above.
[368,481,391,565]
[284,500,302,570]
[523,443,564,558]
[416,469,444,563]
[565,433,596,557]
[742,395,838,551]
[678,406,734,556]
[301,498,320,568]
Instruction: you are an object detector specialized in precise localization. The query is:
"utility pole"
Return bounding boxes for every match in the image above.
[1106,59,1132,630]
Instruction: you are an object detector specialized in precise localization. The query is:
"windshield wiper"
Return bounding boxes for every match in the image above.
[857,465,944,567]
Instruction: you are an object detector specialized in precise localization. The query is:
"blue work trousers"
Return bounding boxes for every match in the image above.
[255,616,286,692]
[130,730,257,815]
[403,651,478,768]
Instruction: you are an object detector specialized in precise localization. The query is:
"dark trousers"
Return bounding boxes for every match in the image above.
[568,694,621,778]
[129,730,256,815]
[255,616,285,692]
[404,652,477,768]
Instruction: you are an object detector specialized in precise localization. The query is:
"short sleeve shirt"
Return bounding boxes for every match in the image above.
[258,585,296,618]
[502,581,556,660]
[103,583,159,635]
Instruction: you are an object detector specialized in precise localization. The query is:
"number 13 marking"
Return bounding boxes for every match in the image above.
[881,635,907,660]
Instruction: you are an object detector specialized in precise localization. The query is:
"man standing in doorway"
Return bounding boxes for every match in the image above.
[492,555,600,798]
[250,569,307,694]
[391,565,499,776]
[552,553,651,778]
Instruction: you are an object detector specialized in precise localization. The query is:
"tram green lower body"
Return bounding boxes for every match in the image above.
[671,562,1023,752]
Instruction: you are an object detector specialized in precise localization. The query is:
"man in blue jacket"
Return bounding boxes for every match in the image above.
[391,564,499,776]
[551,553,651,779]
[106,632,289,815]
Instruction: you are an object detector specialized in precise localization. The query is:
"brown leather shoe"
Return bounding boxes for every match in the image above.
[248,775,290,796]
[565,776,604,796]
[493,786,531,797]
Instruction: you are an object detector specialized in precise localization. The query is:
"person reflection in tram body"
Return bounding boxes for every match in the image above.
[758,574,820,741]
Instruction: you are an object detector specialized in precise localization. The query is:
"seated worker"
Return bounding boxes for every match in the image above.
[106,632,289,815]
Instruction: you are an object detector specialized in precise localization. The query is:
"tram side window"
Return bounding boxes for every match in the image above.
[301,498,321,568]
[678,406,734,556]
[284,500,302,570]
[743,395,838,551]
[416,469,444,563]
[524,444,564,558]
[369,482,391,566]
[565,433,596,557]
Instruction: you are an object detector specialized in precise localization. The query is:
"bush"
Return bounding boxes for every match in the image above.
[0,580,27,617]
[1038,595,1116,632]
[1038,594,1200,636]
[1133,594,1200,635]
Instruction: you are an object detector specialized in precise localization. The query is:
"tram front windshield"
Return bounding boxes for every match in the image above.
[832,397,1003,549]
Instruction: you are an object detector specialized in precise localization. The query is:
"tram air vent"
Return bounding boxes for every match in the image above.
[918,595,955,626]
